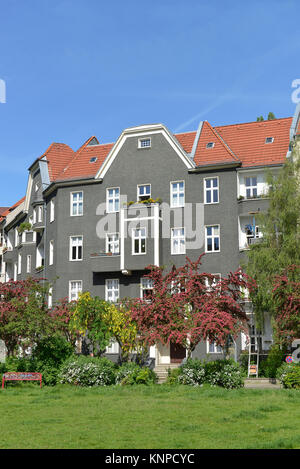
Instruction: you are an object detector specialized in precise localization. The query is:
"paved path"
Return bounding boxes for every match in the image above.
[244,378,281,389]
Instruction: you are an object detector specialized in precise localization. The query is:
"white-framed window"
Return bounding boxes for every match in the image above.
[265,137,274,144]
[137,184,151,202]
[132,228,146,255]
[171,228,186,255]
[71,191,83,216]
[49,240,54,265]
[36,245,44,268]
[207,341,223,354]
[14,262,17,281]
[69,280,82,301]
[35,183,39,192]
[38,206,43,223]
[15,228,19,247]
[48,286,53,309]
[245,176,257,198]
[171,181,185,208]
[204,177,219,204]
[205,273,221,291]
[106,340,120,354]
[138,137,151,148]
[18,253,22,275]
[106,233,120,254]
[69,236,83,261]
[33,208,37,224]
[106,187,120,213]
[205,225,220,252]
[26,255,32,273]
[105,279,119,303]
[50,199,55,223]
[206,142,215,149]
[140,277,154,300]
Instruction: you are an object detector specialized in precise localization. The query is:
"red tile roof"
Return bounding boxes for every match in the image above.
[190,121,240,166]
[34,117,293,185]
[0,196,25,222]
[39,142,74,182]
[56,137,114,181]
[174,117,292,168]
[215,117,292,167]
[0,207,8,216]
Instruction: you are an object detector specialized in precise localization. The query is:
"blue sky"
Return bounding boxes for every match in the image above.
[0,0,299,206]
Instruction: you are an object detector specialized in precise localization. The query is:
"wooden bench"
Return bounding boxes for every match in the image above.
[2,372,42,388]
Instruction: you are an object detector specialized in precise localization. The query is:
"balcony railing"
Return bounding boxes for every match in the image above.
[247,237,263,246]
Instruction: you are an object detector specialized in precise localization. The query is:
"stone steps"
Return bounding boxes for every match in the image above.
[244,378,281,389]
[154,363,180,384]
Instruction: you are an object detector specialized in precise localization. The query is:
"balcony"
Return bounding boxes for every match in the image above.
[32,221,45,232]
[90,252,121,273]
[2,248,13,263]
[247,237,263,246]
[238,196,269,216]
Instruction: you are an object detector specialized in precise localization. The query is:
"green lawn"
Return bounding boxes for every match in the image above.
[1,384,300,449]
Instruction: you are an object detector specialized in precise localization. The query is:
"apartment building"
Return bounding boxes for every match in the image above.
[1,113,299,364]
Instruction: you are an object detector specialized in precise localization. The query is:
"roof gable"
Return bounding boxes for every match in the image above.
[96,124,195,179]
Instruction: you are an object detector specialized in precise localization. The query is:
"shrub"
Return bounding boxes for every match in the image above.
[276,362,300,388]
[59,355,116,387]
[167,359,244,389]
[178,359,206,386]
[116,362,157,385]
[205,360,244,389]
[166,367,182,385]
[261,346,286,378]
[30,336,74,386]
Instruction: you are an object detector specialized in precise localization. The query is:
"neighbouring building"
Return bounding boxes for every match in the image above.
[1,110,300,367]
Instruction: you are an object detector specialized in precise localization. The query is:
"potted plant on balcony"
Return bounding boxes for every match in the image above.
[18,222,32,234]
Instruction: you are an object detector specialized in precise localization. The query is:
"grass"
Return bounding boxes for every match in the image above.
[1,384,300,449]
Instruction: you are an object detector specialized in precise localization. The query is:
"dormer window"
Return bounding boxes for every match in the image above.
[138,138,151,149]
[90,157,97,163]
[206,142,215,149]
[265,137,274,144]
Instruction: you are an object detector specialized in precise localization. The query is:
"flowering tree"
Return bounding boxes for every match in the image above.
[271,265,300,345]
[49,297,78,346]
[129,255,256,358]
[0,278,56,356]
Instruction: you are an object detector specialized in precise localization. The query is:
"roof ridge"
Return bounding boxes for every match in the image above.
[215,117,292,129]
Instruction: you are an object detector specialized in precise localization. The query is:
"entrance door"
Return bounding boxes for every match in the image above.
[170,343,186,363]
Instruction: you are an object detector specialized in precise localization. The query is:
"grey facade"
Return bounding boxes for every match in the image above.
[0,119,293,364]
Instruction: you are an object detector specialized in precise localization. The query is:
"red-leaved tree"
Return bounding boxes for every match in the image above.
[129,255,256,358]
[272,265,300,345]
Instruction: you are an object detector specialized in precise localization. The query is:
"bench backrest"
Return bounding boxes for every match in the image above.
[3,372,42,380]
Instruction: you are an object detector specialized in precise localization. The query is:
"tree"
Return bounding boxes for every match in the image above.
[49,297,78,346]
[0,278,57,356]
[245,152,300,331]
[256,112,276,121]
[271,265,300,345]
[103,301,146,362]
[69,292,112,356]
[129,255,255,358]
